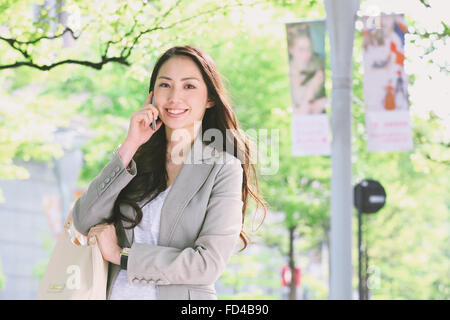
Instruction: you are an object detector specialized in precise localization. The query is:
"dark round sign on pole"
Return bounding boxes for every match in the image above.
[354,179,386,213]
[354,179,386,300]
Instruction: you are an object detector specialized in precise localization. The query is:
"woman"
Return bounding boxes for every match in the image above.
[72,45,267,300]
[287,25,326,115]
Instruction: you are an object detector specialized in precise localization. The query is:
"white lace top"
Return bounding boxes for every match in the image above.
[109,185,172,300]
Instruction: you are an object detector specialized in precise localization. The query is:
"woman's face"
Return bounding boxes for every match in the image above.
[153,55,214,136]
[289,36,312,67]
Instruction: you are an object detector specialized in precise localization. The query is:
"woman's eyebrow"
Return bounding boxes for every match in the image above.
[157,76,200,81]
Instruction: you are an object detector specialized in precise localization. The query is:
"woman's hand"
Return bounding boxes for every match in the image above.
[125,91,163,148]
[88,224,122,265]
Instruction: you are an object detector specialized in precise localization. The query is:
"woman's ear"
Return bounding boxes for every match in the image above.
[206,98,215,109]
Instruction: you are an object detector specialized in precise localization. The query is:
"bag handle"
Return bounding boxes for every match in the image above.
[64,208,99,247]
[64,210,73,231]
[64,209,90,246]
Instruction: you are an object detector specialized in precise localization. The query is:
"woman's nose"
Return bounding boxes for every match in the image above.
[167,87,184,104]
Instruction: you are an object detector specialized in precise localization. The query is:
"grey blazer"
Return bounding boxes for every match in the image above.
[72,133,243,300]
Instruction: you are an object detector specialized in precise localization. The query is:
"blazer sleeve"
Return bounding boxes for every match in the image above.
[72,149,137,236]
[127,157,244,286]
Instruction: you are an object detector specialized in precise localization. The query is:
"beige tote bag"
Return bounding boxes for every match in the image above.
[36,210,109,300]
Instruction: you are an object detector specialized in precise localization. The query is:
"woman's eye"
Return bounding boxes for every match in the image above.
[158,83,195,89]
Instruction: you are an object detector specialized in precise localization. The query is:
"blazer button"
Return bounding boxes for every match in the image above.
[115,166,120,173]
[100,183,105,189]
[104,177,110,183]
[110,171,116,178]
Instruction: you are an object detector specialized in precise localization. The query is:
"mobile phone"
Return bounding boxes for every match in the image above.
[151,96,156,131]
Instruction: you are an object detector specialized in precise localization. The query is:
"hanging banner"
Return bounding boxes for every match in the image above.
[286,20,330,156]
[362,14,413,152]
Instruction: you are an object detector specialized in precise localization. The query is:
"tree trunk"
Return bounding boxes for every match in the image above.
[364,241,370,300]
[288,226,297,300]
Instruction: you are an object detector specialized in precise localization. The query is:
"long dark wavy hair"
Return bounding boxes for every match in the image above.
[106,45,267,251]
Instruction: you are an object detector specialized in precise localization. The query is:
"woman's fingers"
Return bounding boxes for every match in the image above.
[149,109,158,126]
[87,224,114,245]
[145,109,157,122]
[142,111,151,127]
[89,223,108,231]
[87,224,107,238]
[144,91,153,105]
[142,105,159,116]
[139,106,159,126]
[133,109,152,128]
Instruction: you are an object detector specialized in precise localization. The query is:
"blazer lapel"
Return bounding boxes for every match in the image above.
[120,133,219,248]
[158,133,217,247]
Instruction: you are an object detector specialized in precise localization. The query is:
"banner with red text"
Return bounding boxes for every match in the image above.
[362,14,413,152]
[286,20,330,156]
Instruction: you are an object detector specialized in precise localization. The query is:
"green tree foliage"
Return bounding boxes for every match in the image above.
[0,0,448,299]
[351,1,449,299]
[0,0,257,70]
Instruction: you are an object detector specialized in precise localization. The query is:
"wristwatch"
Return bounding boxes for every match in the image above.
[120,247,130,270]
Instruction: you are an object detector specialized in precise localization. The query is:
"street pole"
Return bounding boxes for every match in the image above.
[358,189,363,300]
[325,0,360,300]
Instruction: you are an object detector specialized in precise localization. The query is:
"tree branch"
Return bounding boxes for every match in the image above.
[1,27,81,46]
[0,27,84,59]
[419,0,431,8]
[0,56,129,71]
[0,0,262,71]
[0,25,89,70]
[121,0,260,60]
[423,152,450,166]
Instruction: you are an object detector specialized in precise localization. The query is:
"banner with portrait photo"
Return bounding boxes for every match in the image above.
[286,20,330,156]
[362,14,413,152]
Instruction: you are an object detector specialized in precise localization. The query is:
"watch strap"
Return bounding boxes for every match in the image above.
[120,254,128,270]
[120,248,130,270]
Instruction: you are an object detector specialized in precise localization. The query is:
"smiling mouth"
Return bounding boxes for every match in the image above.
[165,108,189,117]
[167,108,188,114]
